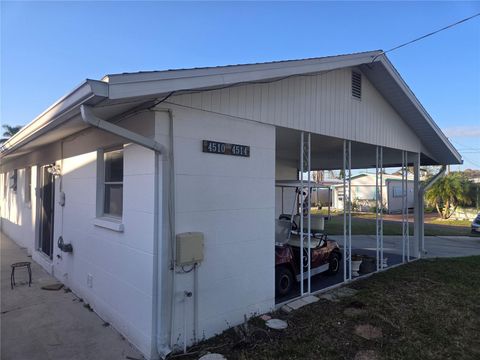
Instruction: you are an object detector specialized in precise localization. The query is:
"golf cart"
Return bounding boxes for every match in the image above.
[275,180,341,296]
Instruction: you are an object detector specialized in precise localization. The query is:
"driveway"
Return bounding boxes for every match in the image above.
[329,235,480,258]
[0,232,143,360]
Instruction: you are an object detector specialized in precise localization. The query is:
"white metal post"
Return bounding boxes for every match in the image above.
[307,133,311,294]
[406,152,410,261]
[300,132,304,296]
[413,152,421,259]
[376,146,379,271]
[343,140,347,283]
[402,150,405,263]
[348,141,352,281]
[379,147,384,269]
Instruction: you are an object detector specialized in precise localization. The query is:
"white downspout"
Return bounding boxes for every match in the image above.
[80,105,166,359]
[418,165,447,254]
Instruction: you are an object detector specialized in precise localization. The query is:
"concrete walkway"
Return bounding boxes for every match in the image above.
[329,235,480,258]
[0,232,143,360]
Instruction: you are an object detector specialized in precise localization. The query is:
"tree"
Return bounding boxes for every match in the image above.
[425,173,473,219]
[0,124,22,143]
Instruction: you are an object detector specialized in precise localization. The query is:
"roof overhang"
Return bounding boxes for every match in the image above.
[0,80,109,159]
[1,50,462,166]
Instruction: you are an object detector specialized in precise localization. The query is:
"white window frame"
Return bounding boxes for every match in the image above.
[96,147,124,221]
[25,166,32,203]
[2,172,7,198]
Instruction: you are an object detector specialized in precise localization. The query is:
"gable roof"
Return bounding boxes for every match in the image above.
[1,50,461,166]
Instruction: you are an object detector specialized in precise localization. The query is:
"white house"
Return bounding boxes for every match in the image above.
[0,51,462,359]
[331,173,416,213]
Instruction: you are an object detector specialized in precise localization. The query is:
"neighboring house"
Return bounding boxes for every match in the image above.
[0,51,461,359]
[332,173,415,213]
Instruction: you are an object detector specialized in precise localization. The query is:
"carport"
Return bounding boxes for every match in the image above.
[275,127,422,303]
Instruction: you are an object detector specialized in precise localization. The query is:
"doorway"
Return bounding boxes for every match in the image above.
[38,165,55,259]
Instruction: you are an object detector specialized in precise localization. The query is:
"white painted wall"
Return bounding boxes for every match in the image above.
[168,104,275,349]
[386,179,414,213]
[331,174,414,212]
[0,112,158,359]
[0,167,37,254]
[169,67,426,154]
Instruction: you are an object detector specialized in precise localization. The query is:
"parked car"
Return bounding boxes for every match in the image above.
[472,213,480,234]
[275,216,341,296]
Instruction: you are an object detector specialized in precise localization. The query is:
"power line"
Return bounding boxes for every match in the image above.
[462,154,480,168]
[372,12,480,61]
[450,139,480,151]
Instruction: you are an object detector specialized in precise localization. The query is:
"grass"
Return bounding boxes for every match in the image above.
[322,214,478,237]
[175,256,480,360]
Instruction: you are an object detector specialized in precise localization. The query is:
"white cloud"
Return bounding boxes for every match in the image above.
[443,126,480,138]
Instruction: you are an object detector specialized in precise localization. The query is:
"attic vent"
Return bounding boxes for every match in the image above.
[352,71,362,99]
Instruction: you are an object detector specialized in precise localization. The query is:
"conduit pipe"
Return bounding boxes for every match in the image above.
[80,104,166,360]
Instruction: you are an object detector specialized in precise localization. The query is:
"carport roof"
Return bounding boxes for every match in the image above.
[1,50,461,166]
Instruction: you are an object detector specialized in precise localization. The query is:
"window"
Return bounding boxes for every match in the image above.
[393,186,404,198]
[99,148,124,218]
[10,169,18,192]
[2,172,7,198]
[25,167,32,203]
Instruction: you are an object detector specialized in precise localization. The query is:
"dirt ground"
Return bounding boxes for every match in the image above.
[170,256,480,360]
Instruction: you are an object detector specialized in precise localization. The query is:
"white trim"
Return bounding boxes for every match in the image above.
[93,217,124,232]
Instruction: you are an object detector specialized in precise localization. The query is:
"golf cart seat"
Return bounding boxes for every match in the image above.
[278,214,325,233]
[287,234,322,248]
[292,214,325,232]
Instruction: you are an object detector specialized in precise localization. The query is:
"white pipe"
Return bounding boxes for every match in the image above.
[193,263,198,344]
[80,105,164,152]
[167,110,177,353]
[80,104,165,359]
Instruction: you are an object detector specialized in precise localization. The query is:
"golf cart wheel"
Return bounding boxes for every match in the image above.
[327,253,340,275]
[276,266,294,296]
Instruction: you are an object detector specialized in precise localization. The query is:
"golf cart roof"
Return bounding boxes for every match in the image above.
[275,180,341,188]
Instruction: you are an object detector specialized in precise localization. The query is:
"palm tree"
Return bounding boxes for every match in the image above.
[0,124,22,143]
[425,173,472,219]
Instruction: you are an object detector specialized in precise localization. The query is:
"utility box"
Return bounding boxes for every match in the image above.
[176,232,204,266]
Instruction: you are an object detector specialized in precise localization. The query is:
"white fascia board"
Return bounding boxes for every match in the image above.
[0,80,108,158]
[107,51,382,100]
[377,55,462,164]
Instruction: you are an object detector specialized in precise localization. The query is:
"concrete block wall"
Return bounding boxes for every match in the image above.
[0,167,37,253]
[0,112,158,359]
[169,104,276,348]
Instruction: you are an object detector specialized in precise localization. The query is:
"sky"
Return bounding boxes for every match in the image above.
[1,1,479,169]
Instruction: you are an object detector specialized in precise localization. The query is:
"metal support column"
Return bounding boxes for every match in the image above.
[375,146,384,271]
[306,133,311,294]
[343,140,352,281]
[413,152,421,259]
[401,151,407,263]
[300,132,304,295]
[343,141,347,283]
[406,152,410,262]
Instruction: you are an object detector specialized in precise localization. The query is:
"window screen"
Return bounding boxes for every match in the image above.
[103,149,123,217]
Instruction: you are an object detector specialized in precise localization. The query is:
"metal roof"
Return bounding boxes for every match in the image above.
[1,50,461,166]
